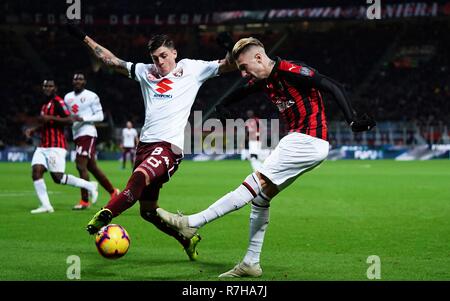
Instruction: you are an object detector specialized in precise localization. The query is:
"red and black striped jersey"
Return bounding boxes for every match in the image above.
[221,57,357,142]
[259,58,327,141]
[39,96,70,148]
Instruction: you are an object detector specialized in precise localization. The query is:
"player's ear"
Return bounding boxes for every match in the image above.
[172,49,177,59]
[255,52,262,63]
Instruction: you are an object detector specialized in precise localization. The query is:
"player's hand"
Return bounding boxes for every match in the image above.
[350,113,376,132]
[38,115,52,123]
[66,23,87,41]
[216,32,234,52]
[70,115,83,122]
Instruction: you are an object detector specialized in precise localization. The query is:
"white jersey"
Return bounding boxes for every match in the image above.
[122,128,138,148]
[127,59,219,150]
[64,89,104,139]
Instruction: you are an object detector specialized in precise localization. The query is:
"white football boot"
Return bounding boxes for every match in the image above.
[31,206,54,214]
[219,261,263,278]
[156,208,198,239]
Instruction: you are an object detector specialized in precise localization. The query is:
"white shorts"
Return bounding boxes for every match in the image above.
[31,147,67,173]
[248,140,262,156]
[258,132,329,190]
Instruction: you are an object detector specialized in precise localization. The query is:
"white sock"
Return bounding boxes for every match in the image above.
[61,174,94,191]
[33,179,52,208]
[250,157,263,172]
[188,173,261,228]
[243,204,270,265]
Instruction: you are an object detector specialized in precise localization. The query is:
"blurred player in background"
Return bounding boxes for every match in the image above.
[26,79,98,214]
[67,25,236,260]
[244,109,263,171]
[64,72,120,210]
[157,37,376,277]
[120,121,139,170]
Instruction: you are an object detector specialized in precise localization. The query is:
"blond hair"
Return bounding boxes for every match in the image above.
[232,37,265,61]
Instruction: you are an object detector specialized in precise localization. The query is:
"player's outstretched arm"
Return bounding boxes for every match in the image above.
[67,24,129,76]
[39,115,83,125]
[315,75,376,132]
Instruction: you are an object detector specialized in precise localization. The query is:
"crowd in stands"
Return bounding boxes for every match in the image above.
[1,15,448,147]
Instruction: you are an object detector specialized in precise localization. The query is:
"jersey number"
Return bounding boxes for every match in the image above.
[146,147,169,168]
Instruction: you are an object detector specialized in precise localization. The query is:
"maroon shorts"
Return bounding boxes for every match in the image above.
[134,141,183,202]
[74,136,96,159]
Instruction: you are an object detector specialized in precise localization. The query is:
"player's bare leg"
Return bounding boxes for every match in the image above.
[130,150,135,168]
[31,164,54,214]
[122,149,130,169]
[139,200,201,261]
[87,157,120,198]
[122,149,127,169]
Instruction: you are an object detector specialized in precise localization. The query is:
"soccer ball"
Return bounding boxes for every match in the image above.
[95,224,130,259]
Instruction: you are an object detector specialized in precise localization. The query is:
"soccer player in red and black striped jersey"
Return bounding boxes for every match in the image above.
[26,79,99,214]
[157,37,376,277]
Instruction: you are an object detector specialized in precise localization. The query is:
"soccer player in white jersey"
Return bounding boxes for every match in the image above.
[26,79,98,214]
[67,25,236,260]
[157,37,376,277]
[120,121,139,169]
[64,72,120,210]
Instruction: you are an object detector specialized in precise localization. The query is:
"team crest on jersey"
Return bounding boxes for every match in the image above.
[172,67,183,77]
[299,66,314,77]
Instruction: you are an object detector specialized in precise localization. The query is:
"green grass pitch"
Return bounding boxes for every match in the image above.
[0,160,449,280]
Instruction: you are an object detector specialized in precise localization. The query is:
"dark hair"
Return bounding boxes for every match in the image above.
[147,34,175,53]
[73,71,86,79]
[43,78,56,85]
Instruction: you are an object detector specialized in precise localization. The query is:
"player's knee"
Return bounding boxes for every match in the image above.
[76,163,87,173]
[252,192,271,208]
[242,173,262,198]
[32,167,44,181]
[133,168,151,186]
[50,173,63,184]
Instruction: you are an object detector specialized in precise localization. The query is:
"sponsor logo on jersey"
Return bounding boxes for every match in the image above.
[71,104,79,113]
[156,79,174,94]
[154,78,174,98]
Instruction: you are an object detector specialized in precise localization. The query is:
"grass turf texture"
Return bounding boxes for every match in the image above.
[0,160,449,280]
